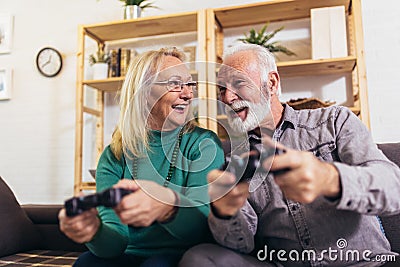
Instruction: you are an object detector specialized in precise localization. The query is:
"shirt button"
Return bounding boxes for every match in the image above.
[291,205,297,211]
[304,238,310,246]
[347,200,352,207]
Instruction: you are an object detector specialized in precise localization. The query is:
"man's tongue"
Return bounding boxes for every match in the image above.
[235,107,248,121]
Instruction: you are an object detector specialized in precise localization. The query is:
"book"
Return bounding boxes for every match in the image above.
[108,49,119,77]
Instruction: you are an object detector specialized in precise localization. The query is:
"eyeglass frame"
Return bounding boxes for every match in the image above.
[153,79,197,93]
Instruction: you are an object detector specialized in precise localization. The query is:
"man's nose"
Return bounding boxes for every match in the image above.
[223,87,239,104]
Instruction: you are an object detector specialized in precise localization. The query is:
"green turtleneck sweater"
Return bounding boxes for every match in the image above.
[85,126,224,259]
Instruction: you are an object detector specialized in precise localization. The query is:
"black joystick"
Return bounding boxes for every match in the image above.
[220,141,287,183]
[65,187,133,217]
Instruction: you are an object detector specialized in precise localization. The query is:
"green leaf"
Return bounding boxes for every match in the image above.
[238,22,296,57]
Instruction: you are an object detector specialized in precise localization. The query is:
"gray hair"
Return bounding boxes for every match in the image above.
[223,43,281,96]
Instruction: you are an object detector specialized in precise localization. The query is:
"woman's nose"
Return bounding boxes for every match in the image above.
[179,84,193,99]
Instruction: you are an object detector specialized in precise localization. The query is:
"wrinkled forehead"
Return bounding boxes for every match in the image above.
[157,61,191,80]
[217,64,254,85]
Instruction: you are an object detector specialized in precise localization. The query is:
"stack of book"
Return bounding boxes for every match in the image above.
[108,48,138,77]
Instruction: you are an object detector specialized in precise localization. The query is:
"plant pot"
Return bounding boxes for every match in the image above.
[92,63,108,80]
[124,5,141,19]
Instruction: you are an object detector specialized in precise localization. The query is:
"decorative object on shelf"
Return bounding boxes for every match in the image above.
[89,43,109,80]
[238,22,296,57]
[36,47,63,78]
[286,97,336,110]
[0,14,13,54]
[183,46,196,63]
[0,68,12,100]
[119,0,158,19]
[311,6,348,59]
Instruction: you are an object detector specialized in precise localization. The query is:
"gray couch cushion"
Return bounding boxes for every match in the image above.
[0,176,41,257]
[377,143,400,254]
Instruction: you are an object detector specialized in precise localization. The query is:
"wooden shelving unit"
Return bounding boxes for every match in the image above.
[205,0,369,135]
[74,0,370,194]
[74,11,208,194]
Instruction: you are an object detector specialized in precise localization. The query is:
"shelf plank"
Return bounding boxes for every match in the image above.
[214,0,351,28]
[81,182,96,191]
[84,77,124,92]
[277,56,356,77]
[84,12,198,42]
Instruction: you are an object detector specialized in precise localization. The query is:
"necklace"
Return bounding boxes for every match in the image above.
[132,129,184,187]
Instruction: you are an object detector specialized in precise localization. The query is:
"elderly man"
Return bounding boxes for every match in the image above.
[179,43,400,266]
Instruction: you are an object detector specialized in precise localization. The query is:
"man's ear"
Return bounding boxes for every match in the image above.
[267,71,280,95]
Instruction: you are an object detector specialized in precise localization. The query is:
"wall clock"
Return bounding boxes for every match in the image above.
[36,47,63,77]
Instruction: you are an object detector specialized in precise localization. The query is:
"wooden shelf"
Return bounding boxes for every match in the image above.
[213,0,350,28]
[81,182,96,191]
[277,56,356,77]
[84,77,124,91]
[84,12,198,42]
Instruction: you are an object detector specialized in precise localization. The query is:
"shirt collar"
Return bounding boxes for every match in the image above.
[278,104,298,130]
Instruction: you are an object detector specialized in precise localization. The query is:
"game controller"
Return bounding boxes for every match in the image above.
[220,142,287,183]
[65,187,133,217]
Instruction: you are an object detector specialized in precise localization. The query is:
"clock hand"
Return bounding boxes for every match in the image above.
[41,55,52,68]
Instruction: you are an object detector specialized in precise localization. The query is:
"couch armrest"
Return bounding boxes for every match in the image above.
[22,205,87,252]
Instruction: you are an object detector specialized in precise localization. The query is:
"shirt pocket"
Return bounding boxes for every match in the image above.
[309,141,336,161]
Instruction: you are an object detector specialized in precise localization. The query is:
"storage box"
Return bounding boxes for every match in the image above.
[311,6,348,59]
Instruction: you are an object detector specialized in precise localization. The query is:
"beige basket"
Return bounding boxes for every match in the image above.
[286,97,336,110]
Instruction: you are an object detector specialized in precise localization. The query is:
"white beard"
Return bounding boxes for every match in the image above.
[225,97,271,133]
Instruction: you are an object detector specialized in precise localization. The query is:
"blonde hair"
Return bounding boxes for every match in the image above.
[111,47,196,160]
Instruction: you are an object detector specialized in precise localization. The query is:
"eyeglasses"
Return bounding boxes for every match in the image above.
[153,79,197,92]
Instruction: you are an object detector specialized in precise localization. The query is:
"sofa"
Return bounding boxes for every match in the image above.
[0,176,86,266]
[0,143,399,266]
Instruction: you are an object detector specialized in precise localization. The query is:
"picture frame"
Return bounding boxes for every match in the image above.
[0,68,12,100]
[183,46,196,63]
[0,14,14,54]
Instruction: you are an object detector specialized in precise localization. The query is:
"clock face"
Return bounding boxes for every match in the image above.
[36,47,63,77]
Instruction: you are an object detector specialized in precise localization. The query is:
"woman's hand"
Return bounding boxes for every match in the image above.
[113,179,177,227]
[58,208,100,243]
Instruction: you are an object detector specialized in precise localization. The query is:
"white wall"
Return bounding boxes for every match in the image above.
[0,0,398,204]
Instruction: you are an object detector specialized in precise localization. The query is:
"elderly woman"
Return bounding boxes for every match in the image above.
[59,47,224,267]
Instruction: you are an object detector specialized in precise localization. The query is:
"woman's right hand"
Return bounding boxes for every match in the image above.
[58,208,100,243]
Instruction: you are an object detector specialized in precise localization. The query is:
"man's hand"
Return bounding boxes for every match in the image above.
[263,147,341,203]
[208,169,249,218]
[58,208,100,243]
[113,179,176,227]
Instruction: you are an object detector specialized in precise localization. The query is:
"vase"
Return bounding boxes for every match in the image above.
[124,5,141,19]
[92,63,108,80]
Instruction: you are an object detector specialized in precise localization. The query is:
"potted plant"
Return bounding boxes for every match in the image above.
[119,0,158,19]
[238,22,296,58]
[89,43,109,80]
